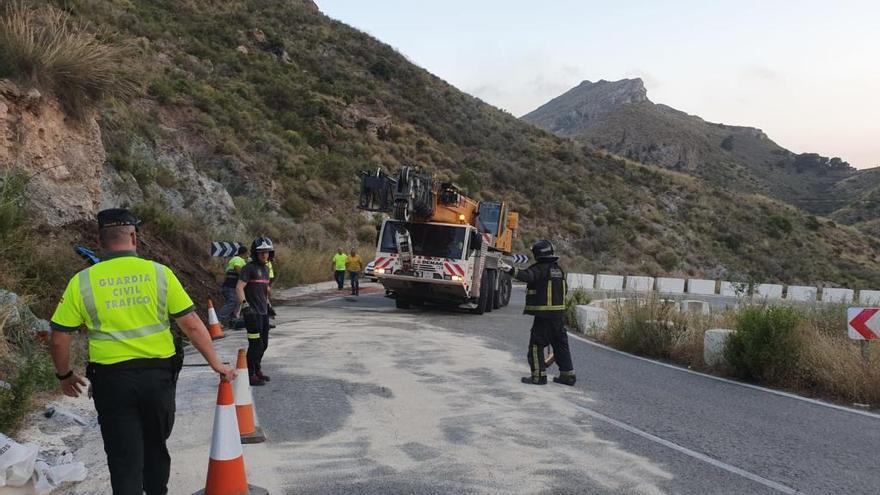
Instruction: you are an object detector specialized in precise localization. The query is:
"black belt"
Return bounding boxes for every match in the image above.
[88,357,175,373]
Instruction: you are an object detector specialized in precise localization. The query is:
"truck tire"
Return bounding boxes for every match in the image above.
[470,269,490,315]
[395,299,411,309]
[484,270,495,313]
[499,272,512,307]
[492,269,502,309]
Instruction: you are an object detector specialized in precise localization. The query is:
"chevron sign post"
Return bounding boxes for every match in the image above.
[848,308,880,340]
[211,241,243,257]
[511,254,529,265]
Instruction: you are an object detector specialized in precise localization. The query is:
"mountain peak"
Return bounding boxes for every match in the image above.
[577,78,648,103]
[521,78,649,134]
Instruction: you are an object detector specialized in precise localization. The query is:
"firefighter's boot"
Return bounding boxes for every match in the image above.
[553,371,577,386]
[520,376,547,385]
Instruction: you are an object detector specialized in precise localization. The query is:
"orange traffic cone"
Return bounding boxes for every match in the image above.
[234,349,265,444]
[207,299,225,340]
[193,378,267,495]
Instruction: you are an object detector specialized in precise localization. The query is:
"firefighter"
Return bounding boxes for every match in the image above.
[48,208,235,495]
[501,240,577,386]
[235,236,274,386]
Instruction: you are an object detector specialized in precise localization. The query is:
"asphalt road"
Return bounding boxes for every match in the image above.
[249,287,879,495]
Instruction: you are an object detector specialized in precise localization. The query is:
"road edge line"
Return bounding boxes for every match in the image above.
[574,405,802,494]
[567,332,880,421]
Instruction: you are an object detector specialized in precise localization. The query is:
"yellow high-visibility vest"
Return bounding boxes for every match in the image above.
[50,252,195,365]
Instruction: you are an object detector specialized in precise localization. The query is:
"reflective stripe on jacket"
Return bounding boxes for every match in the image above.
[50,252,195,364]
[512,260,567,318]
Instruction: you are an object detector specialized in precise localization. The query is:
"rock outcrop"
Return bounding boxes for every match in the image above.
[0,80,105,226]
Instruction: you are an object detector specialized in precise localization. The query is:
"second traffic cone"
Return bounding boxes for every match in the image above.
[207,299,225,340]
[193,378,267,495]
[234,349,265,444]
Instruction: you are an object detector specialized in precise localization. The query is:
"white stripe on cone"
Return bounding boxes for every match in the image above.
[233,371,253,406]
[207,305,220,326]
[210,405,243,461]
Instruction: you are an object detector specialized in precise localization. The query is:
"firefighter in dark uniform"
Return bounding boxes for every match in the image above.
[48,208,235,495]
[234,236,275,386]
[502,240,577,385]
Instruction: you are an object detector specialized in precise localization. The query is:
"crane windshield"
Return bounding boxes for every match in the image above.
[380,221,467,260]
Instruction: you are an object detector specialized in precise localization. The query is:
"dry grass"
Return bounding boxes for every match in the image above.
[797,304,880,405]
[603,296,728,365]
[272,245,375,288]
[603,299,880,406]
[0,1,139,117]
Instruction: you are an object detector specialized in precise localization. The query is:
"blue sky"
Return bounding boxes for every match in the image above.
[319,1,879,169]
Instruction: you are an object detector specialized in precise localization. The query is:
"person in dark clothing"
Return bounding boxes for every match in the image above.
[501,240,576,386]
[234,236,274,386]
[218,246,248,326]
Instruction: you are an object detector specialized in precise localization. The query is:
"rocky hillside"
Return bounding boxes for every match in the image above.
[3,0,880,314]
[522,79,874,217]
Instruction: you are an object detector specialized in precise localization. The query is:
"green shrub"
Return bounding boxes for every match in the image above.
[0,171,27,237]
[133,200,181,237]
[564,287,591,328]
[766,214,793,238]
[0,354,56,432]
[356,224,377,244]
[282,195,310,219]
[655,249,679,271]
[725,306,801,384]
[0,3,139,118]
[606,298,688,359]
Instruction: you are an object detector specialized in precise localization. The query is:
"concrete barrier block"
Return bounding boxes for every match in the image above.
[719,281,748,297]
[596,274,624,291]
[687,279,716,295]
[589,298,625,311]
[659,299,680,312]
[859,290,880,305]
[680,299,710,315]
[576,305,608,336]
[704,329,734,367]
[822,288,854,303]
[566,273,595,290]
[625,276,654,292]
[786,286,817,302]
[656,277,685,294]
[754,284,783,300]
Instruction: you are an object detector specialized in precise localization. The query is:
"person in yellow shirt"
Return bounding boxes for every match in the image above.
[49,208,234,495]
[346,249,364,296]
[332,248,347,290]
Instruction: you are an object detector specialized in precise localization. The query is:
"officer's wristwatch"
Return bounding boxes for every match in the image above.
[55,370,74,380]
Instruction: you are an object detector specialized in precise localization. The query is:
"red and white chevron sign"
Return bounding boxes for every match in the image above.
[847,308,880,340]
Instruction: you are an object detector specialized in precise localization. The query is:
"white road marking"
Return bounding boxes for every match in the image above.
[574,405,803,494]
[567,332,880,421]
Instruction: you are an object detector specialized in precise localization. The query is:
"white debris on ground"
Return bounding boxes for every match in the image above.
[1,393,95,495]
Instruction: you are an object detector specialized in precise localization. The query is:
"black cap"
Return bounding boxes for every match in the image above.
[97,208,141,229]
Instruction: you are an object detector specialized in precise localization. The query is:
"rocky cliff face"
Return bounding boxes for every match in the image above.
[0,81,105,226]
[0,79,239,232]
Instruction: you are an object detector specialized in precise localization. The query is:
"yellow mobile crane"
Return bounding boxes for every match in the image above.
[359,166,520,314]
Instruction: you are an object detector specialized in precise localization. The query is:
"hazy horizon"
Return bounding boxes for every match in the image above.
[320,0,879,169]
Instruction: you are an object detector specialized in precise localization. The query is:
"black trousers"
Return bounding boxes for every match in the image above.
[246,312,270,376]
[88,367,176,495]
[334,270,346,289]
[527,317,574,379]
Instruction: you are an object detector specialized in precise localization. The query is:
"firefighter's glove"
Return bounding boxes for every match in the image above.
[498,261,514,274]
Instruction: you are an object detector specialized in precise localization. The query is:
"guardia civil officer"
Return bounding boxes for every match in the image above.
[49,208,236,495]
[234,236,274,386]
[501,240,577,386]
